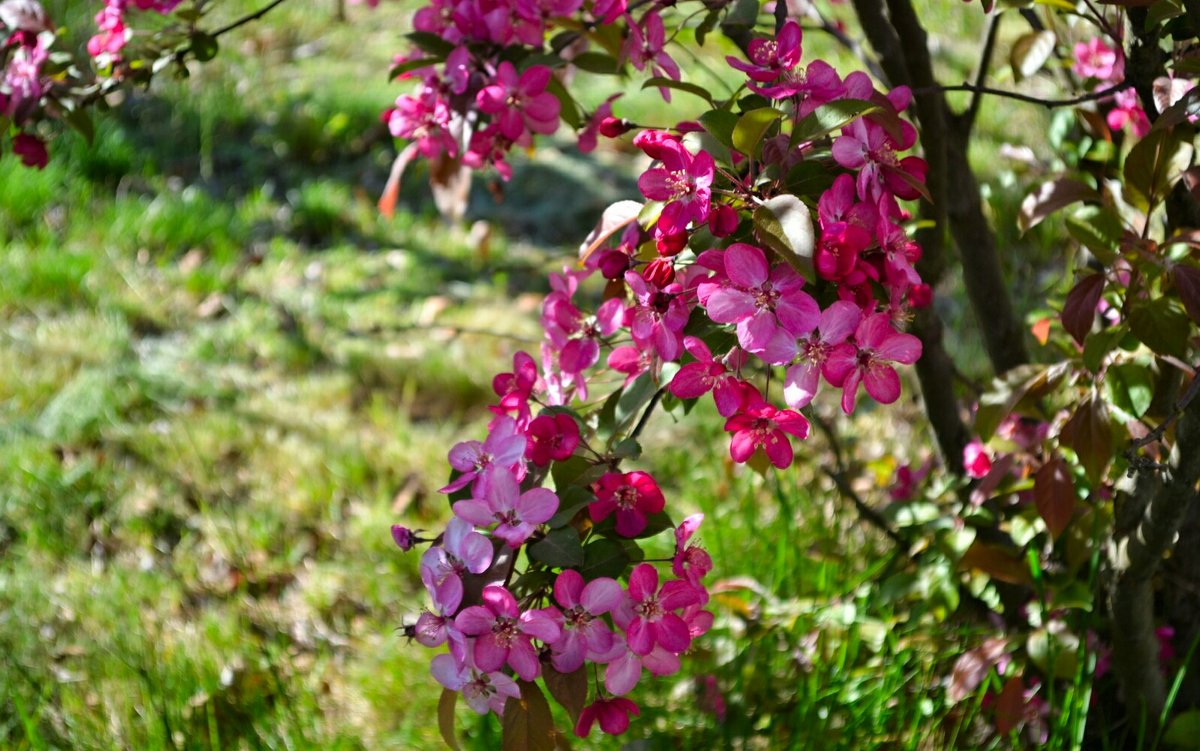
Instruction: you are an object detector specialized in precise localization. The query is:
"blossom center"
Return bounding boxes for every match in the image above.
[614,485,639,511]
[564,605,593,630]
[491,615,520,648]
[665,170,696,200]
[634,594,664,621]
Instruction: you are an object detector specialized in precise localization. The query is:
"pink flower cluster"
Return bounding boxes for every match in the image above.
[395,19,927,741]
[1073,36,1149,137]
[384,0,682,176]
[88,0,182,62]
[0,0,51,166]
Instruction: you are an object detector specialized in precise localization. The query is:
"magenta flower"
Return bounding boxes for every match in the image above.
[579,93,622,154]
[832,119,927,202]
[672,514,713,585]
[387,87,457,159]
[452,469,558,547]
[590,471,666,537]
[1073,38,1118,81]
[757,60,845,116]
[391,525,417,551]
[603,642,680,695]
[607,344,659,384]
[526,412,581,466]
[476,62,560,141]
[725,19,802,83]
[549,570,623,672]
[440,416,527,494]
[668,336,750,417]
[963,439,992,479]
[700,243,819,363]
[823,312,923,414]
[431,653,521,715]
[724,399,810,469]
[782,300,862,410]
[454,584,562,680]
[419,518,494,614]
[624,12,680,90]
[637,137,714,235]
[574,697,640,737]
[619,563,704,656]
[624,271,689,362]
[12,132,46,169]
[491,350,540,424]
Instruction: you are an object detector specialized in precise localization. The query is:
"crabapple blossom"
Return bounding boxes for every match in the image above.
[419,518,493,613]
[782,300,862,409]
[823,312,922,414]
[618,563,704,655]
[549,570,622,672]
[574,697,640,737]
[525,413,581,466]
[440,416,526,493]
[431,653,521,715]
[724,397,810,469]
[669,336,751,417]
[590,471,666,537]
[452,469,558,547]
[454,584,561,680]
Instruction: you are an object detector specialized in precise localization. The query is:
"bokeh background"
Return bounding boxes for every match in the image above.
[0,1,1063,747]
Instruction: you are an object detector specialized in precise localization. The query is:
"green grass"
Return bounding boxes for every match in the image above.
[0,0,1096,749]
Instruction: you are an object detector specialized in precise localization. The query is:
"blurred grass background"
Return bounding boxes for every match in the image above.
[0,0,1067,748]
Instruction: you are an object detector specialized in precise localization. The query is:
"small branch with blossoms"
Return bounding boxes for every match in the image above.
[388,16,933,745]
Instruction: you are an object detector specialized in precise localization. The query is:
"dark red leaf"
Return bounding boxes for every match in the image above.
[1062,274,1105,345]
[1174,265,1200,325]
[994,676,1026,736]
[1034,454,1076,539]
[1018,178,1099,233]
[1059,397,1113,485]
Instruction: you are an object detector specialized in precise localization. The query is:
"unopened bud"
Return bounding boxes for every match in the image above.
[597,249,632,280]
[642,258,676,287]
[391,525,416,552]
[656,230,688,257]
[708,204,739,238]
[599,116,632,138]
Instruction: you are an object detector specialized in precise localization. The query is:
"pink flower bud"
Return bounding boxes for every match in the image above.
[391,525,416,551]
[599,116,632,138]
[708,204,738,237]
[642,258,676,288]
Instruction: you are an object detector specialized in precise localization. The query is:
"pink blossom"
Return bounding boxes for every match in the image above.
[700,243,819,362]
[603,642,680,695]
[1107,87,1150,137]
[757,60,845,116]
[440,416,527,494]
[607,344,659,384]
[725,20,802,83]
[476,62,560,141]
[1073,38,1118,81]
[575,697,640,737]
[637,136,714,235]
[452,469,558,547]
[431,653,521,714]
[963,439,992,479]
[590,471,666,537]
[624,12,680,91]
[526,413,580,466]
[454,584,561,680]
[387,87,456,159]
[668,336,750,417]
[2,35,46,122]
[491,350,540,424]
[782,300,862,410]
[624,271,689,362]
[814,221,873,283]
[391,525,417,551]
[419,518,493,613]
[0,1,51,33]
[672,514,713,585]
[12,132,46,168]
[724,398,810,468]
[832,118,927,202]
[549,570,623,672]
[824,312,922,414]
[618,563,704,656]
[578,93,622,153]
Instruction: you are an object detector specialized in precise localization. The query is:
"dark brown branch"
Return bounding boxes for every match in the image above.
[212,0,293,39]
[963,13,1001,130]
[935,81,1133,110]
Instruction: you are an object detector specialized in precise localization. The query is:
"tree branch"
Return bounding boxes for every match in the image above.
[934,81,1133,110]
[963,13,1001,131]
[212,0,293,39]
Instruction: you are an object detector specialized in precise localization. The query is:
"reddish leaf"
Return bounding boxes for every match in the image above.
[959,541,1032,585]
[1018,178,1099,233]
[994,676,1026,737]
[502,680,557,751]
[542,666,588,724]
[1059,397,1113,485]
[946,638,1009,703]
[1061,274,1105,345]
[378,143,419,219]
[1174,265,1200,325]
[579,200,643,263]
[1031,317,1052,345]
[1034,455,1076,539]
[438,688,462,751]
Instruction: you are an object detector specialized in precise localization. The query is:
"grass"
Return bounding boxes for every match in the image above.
[0,0,1102,749]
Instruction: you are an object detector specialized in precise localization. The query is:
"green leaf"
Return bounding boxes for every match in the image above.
[1065,205,1125,265]
[1009,30,1056,81]
[571,51,619,74]
[975,362,1070,439]
[614,374,658,431]
[695,9,720,45]
[791,99,878,145]
[542,666,589,724]
[641,76,714,104]
[62,108,95,146]
[1164,710,1200,748]
[1123,127,1194,210]
[732,107,785,156]
[753,194,815,282]
[1082,326,1125,373]
[579,537,638,579]
[1106,362,1154,419]
[528,527,586,567]
[502,681,557,751]
[390,56,442,80]
[1128,297,1191,358]
[439,689,462,751]
[545,76,583,129]
[190,32,219,62]
[405,31,457,56]
[699,110,739,150]
[547,486,593,528]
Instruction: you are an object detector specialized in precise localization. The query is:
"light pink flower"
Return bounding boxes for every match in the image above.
[672,514,713,585]
[419,518,493,614]
[549,570,623,672]
[1073,38,1118,81]
[455,585,561,680]
[452,470,558,547]
[431,653,521,715]
[963,439,992,479]
[440,416,527,494]
[624,271,689,362]
[782,300,862,409]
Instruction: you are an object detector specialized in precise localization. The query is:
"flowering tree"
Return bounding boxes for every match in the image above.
[6,0,1200,746]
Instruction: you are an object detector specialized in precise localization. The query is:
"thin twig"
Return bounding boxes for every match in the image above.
[931,80,1132,109]
[963,13,1001,130]
[629,388,665,441]
[211,0,293,39]
[1126,370,1200,474]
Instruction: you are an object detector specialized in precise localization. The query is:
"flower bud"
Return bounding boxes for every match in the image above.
[596,249,632,280]
[599,116,632,138]
[391,525,416,551]
[655,229,688,256]
[642,258,676,287]
[708,204,738,238]
[908,283,933,309]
